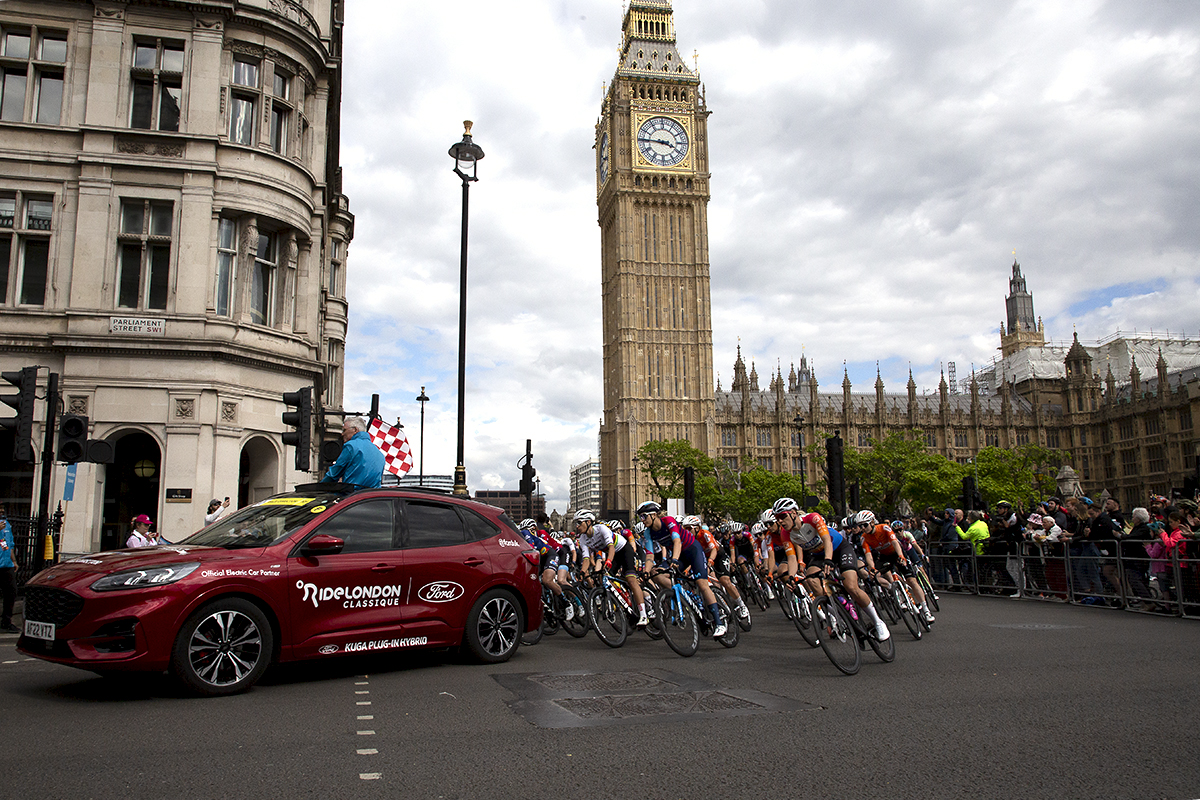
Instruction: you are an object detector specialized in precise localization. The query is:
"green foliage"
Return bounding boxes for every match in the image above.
[634,439,713,507]
[973,443,1072,510]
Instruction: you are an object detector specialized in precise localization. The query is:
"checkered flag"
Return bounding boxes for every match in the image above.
[367,417,414,476]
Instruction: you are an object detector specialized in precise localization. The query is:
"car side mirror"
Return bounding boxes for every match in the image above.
[302,533,344,556]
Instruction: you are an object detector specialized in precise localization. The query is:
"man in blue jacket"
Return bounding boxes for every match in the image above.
[0,504,18,634]
[322,417,384,488]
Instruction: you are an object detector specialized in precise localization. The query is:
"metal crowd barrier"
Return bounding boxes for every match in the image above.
[926,538,1197,619]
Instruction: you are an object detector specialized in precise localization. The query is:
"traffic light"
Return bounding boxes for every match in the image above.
[1,367,37,462]
[319,439,343,472]
[57,414,88,464]
[282,387,312,472]
[962,475,976,512]
[825,432,845,516]
[519,460,536,495]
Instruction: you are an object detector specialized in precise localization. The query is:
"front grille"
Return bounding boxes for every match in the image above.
[24,586,85,627]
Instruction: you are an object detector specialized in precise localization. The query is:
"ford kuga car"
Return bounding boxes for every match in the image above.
[18,484,543,695]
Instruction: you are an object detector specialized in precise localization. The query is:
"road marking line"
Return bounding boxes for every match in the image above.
[357,715,373,720]
[355,681,369,685]
[356,701,371,705]
[355,691,369,695]
[357,748,378,755]
[3,660,16,664]
[357,730,375,736]
[359,773,382,780]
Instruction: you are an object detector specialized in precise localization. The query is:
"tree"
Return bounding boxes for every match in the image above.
[634,439,713,508]
[843,431,940,518]
[973,443,1072,510]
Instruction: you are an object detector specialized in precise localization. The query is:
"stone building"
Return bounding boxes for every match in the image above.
[0,0,351,552]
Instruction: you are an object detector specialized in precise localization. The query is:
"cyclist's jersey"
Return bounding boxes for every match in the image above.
[786,512,844,552]
[769,526,796,558]
[863,524,904,559]
[540,529,564,551]
[696,528,718,555]
[518,528,552,555]
[647,515,695,551]
[578,523,628,560]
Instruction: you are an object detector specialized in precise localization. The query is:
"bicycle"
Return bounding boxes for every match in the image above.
[780,574,821,648]
[884,569,925,640]
[914,562,940,612]
[586,570,634,648]
[810,570,895,675]
[653,567,737,656]
[734,560,771,612]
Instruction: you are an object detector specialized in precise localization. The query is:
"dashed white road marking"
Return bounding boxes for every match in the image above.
[355,690,369,694]
[357,730,375,736]
[357,749,378,755]
[352,676,380,781]
[357,715,373,720]
[356,701,371,705]
[355,681,369,685]
[360,773,382,780]
[3,660,17,664]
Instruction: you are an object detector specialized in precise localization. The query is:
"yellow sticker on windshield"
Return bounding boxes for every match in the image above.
[310,505,327,514]
[260,497,316,507]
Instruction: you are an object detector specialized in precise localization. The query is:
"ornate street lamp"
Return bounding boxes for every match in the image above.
[448,121,484,496]
[416,386,429,486]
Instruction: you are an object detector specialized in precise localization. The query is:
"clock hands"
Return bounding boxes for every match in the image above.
[637,135,678,147]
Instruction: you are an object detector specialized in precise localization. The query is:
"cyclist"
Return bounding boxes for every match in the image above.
[637,501,727,638]
[573,510,649,627]
[689,517,750,622]
[775,498,890,641]
[862,518,935,625]
[518,519,573,621]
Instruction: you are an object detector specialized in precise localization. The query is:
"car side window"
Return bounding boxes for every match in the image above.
[316,499,396,554]
[404,501,467,548]
[460,508,498,541]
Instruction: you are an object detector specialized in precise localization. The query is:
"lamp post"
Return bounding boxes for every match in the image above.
[416,386,429,486]
[448,121,484,497]
[792,413,807,504]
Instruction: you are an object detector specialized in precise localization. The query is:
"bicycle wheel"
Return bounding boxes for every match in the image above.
[814,596,861,675]
[792,591,821,648]
[655,587,698,657]
[641,584,664,640]
[867,624,896,662]
[560,585,590,638]
[747,571,771,611]
[891,583,923,640]
[873,581,900,624]
[713,590,739,648]
[520,623,544,646]
[777,581,796,620]
[588,586,628,648]
[919,570,940,612]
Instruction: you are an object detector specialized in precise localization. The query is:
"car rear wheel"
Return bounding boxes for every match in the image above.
[464,589,522,663]
[171,598,273,696]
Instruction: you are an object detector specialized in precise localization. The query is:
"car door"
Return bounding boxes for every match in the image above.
[287,497,405,658]
[397,499,493,645]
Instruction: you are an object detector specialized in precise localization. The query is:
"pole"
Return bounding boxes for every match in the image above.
[417,386,428,486]
[453,176,470,496]
[34,372,58,572]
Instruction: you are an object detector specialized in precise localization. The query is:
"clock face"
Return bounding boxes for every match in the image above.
[636,116,689,168]
[599,131,610,184]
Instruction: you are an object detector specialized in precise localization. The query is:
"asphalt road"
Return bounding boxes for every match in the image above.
[1,594,1197,800]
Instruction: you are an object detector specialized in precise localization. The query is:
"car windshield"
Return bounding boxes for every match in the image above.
[181,493,344,549]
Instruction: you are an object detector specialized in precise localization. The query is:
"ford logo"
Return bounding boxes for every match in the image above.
[318,644,338,655]
[418,581,465,603]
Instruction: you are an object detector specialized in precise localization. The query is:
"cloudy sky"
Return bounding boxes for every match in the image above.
[339,0,1200,513]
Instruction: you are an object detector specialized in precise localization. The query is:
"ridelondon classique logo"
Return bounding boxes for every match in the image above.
[296,580,403,609]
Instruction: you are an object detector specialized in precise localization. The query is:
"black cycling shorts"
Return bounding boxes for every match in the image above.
[874,552,913,579]
[609,541,638,576]
[712,550,733,578]
[804,538,859,575]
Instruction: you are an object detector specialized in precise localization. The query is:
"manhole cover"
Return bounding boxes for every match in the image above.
[529,672,676,693]
[553,691,764,719]
[990,623,1081,630]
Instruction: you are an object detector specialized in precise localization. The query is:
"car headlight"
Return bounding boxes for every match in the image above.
[90,562,201,592]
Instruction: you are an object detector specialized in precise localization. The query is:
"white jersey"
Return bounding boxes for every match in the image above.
[578,523,627,559]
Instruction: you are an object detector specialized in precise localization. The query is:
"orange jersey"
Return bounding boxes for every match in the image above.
[769,527,796,558]
[696,529,718,554]
[863,524,903,558]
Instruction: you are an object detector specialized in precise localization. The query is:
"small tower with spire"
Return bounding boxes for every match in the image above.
[1000,258,1046,357]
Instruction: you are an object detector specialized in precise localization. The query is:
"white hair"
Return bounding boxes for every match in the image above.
[1131,507,1150,524]
[344,416,368,433]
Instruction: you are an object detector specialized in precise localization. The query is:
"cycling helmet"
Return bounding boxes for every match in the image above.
[636,501,662,517]
[681,515,701,528]
[840,517,850,530]
[607,519,626,531]
[852,509,876,527]
[758,509,777,524]
[518,518,537,531]
[750,521,767,535]
[572,510,595,523]
[890,520,904,531]
[633,522,646,535]
[772,497,799,516]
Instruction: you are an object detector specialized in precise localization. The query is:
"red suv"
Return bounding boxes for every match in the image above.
[18,485,542,695]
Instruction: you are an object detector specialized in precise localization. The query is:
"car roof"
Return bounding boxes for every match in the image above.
[288,483,510,517]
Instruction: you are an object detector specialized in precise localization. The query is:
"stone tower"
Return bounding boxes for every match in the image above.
[1000,259,1046,357]
[595,0,715,517]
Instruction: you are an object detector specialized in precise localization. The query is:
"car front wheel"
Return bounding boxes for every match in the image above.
[171,598,273,696]
[464,589,522,663]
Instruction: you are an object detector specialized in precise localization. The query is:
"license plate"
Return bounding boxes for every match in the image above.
[24,620,54,641]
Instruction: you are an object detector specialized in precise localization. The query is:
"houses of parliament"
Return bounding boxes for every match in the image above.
[596,0,1200,517]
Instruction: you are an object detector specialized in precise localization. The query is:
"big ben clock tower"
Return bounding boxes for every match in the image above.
[596,0,715,518]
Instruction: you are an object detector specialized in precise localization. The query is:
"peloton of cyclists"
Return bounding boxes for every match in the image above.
[573,510,650,628]
[637,501,728,639]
